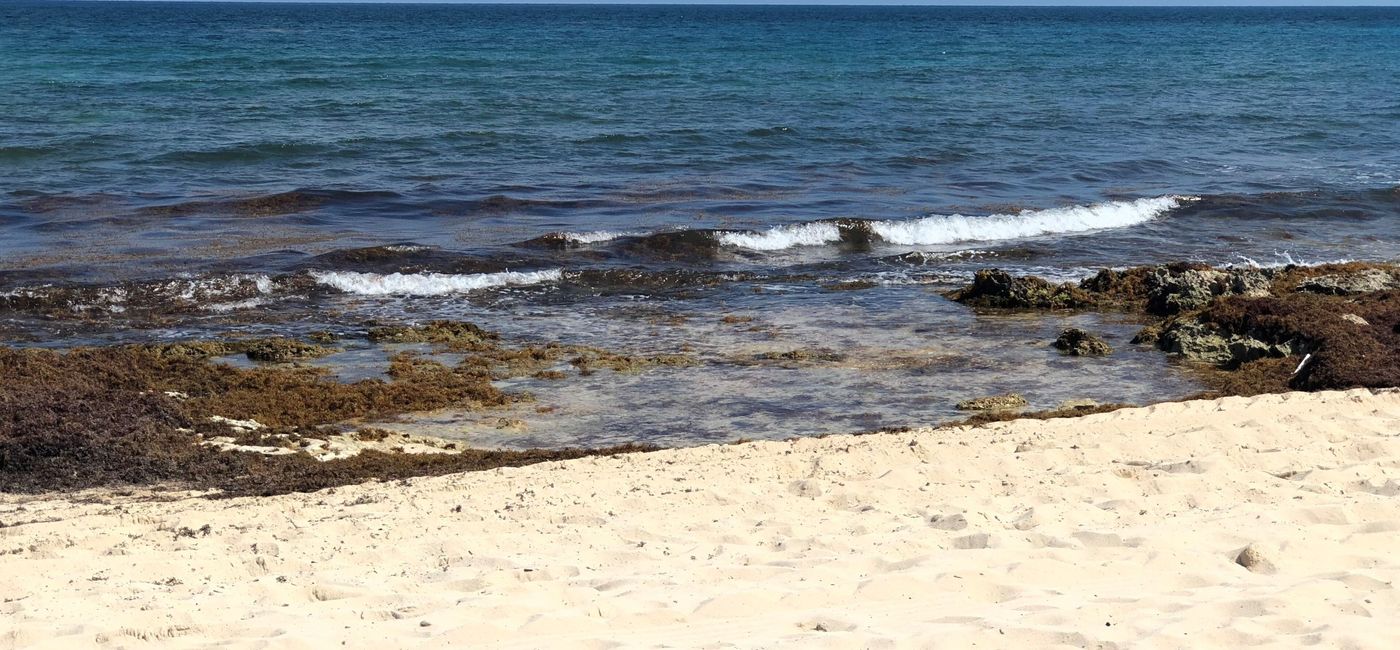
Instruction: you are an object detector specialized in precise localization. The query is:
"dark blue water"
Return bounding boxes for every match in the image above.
[2,2,1398,446]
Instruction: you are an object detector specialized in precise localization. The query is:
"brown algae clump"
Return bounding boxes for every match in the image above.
[0,344,653,496]
[242,337,335,363]
[1160,290,1400,393]
[367,320,499,351]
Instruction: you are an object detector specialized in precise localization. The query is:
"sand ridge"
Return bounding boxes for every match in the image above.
[3,389,1399,649]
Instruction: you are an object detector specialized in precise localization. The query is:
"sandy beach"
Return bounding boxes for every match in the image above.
[4,388,1399,649]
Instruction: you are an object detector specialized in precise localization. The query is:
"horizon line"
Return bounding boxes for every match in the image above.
[24,0,1400,6]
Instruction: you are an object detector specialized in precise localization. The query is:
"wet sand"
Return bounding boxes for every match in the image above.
[4,389,1399,649]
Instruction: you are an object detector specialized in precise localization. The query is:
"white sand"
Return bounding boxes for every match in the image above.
[4,389,1400,649]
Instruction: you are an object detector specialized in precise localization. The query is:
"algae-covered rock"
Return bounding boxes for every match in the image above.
[1154,319,1297,367]
[756,348,848,363]
[1143,267,1273,315]
[1052,328,1113,356]
[243,338,334,363]
[367,320,498,350]
[956,394,1029,411]
[143,341,237,361]
[570,351,697,375]
[945,269,1094,310]
[1130,323,1162,345]
[1078,263,1273,315]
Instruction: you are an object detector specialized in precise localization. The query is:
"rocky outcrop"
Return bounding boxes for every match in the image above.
[1154,319,1301,367]
[944,269,1093,310]
[1295,268,1399,295]
[1081,264,1273,315]
[952,264,1275,315]
[1155,289,1400,391]
[1052,329,1112,356]
[1143,267,1273,315]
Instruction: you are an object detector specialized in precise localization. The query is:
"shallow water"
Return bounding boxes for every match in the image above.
[3,3,1398,446]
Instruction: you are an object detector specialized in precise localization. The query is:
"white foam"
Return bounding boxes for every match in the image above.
[311,269,563,296]
[717,222,842,251]
[204,297,268,313]
[1235,252,1355,269]
[714,196,1192,252]
[869,195,1193,246]
[564,230,636,244]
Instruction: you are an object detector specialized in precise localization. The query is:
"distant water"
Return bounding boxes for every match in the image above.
[3,3,1398,447]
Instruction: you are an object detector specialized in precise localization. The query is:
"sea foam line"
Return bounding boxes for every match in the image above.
[310,269,563,296]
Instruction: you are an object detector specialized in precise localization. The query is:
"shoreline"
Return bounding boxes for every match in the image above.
[2,260,1397,495]
[5,388,1399,648]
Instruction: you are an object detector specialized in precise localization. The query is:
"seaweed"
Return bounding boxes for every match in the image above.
[0,345,653,496]
[949,402,1133,427]
[1193,290,1400,391]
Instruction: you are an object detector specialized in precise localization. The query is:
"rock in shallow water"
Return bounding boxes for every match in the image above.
[944,269,1093,310]
[1053,328,1113,356]
[956,394,1029,411]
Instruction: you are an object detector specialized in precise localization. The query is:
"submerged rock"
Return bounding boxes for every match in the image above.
[1055,398,1100,410]
[944,269,1093,310]
[956,394,1029,411]
[822,280,879,292]
[1052,328,1113,356]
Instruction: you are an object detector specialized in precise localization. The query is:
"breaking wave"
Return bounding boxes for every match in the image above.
[310,269,563,296]
[716,195,1192,251]
[717,222,844,251]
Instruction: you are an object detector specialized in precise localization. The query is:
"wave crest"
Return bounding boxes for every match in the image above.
[310,269,562,296]
[716,223,844,251]
[717,196,1192,251]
